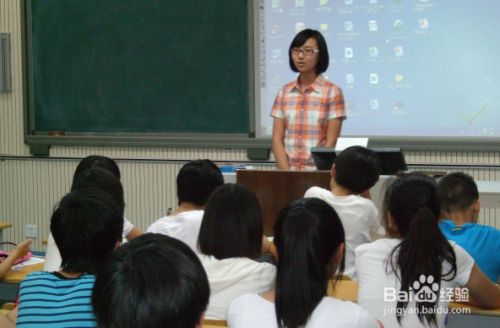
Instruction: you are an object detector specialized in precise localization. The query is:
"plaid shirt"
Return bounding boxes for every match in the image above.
[271,75,346,170]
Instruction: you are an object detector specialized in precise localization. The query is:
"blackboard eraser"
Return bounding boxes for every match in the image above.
[48,131,66,136]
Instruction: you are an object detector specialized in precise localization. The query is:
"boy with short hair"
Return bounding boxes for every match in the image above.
[304,146,384,278]
[15,189,123,327]
[92,233,210,328]
[147,159,224,253]
[439,172,500,282]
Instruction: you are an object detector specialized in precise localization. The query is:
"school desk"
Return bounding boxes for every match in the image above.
[328,280,500,327]
[2,262,44,284]
[0,262,44,303]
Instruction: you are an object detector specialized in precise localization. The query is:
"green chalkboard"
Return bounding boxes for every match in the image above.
[25,0,251,136]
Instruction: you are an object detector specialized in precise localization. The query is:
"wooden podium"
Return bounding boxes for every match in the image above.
[237,170,330,236]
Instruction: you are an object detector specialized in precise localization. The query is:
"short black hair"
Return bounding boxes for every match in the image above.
[71,167,125,218]
[289,28,329,74]
[92,234,209,328]
[438,172,479,212]
[334,146,381,194]
[51,189,123,274]
[74,155,121,181]
[198,183,263,259]
[177,159,224,207]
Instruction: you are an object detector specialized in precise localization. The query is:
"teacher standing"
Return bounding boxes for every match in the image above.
[272,29,346,171]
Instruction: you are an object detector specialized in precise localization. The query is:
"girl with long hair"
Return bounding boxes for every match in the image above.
[355,173,500,327]
[228,198,378,327]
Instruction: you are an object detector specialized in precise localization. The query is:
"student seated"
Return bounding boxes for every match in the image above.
[44,155,142,271]
[227,198,379,328]
[15,188,123,327]
[92,233,209,328]
[198,183,276,319]
[438,172,500,282]
[355,173,500,328]
[304,145,384,278]
[147,159,224,253]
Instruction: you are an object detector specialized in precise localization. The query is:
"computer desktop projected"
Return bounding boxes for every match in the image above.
[256,0,500,142]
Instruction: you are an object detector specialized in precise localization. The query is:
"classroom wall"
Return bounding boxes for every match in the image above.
[1,0,499,251]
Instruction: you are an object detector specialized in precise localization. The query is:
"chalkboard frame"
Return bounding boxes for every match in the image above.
[22,0,270,154]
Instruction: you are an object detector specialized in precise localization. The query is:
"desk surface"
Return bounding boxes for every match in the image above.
[2,262,44,284]
[328,280,500,316]
[329,280,358,302]
[0,222,12,230]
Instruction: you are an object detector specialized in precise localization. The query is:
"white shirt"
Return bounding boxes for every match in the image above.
[227,294,378,328]
[147,210,204,254]
[355,238,474,328]
[199,254,276,320]
[44,217,135,272]
[304,187,384,278]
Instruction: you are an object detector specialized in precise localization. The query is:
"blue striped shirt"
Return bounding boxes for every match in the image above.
[17,271,97,328]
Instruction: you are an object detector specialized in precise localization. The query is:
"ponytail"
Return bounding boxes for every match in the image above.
[274,199,345,328]
[386,174,457,327]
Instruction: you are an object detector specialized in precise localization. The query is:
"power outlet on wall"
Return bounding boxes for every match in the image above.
[25,224,37,239]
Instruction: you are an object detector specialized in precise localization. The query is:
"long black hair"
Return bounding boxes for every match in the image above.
[385,173,456,327]
[274,198,345,328]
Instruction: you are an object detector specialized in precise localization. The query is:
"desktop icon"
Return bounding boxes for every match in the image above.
[369,99,380,110]
[419,18,429,29]
[344,21,354,32]
[345,47,354,58]
[272,49,282,59]
[271,24,280,34]
[394,74,404,83]
[345,0,353,5]
[393,19,404,28]
[320,23,329,32]
[319,0,329,5]
[394,101,405,112]
[370,73,379,84]
[295,22,306,32]
[369,46,379,57]
[345,73,355,84]
[394,46,404,56]
[271,0,281,9]
[369,20,378,31]
[295,0,305,7]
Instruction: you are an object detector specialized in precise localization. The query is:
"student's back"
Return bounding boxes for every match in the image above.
[44,155,141,272]
[229,294,374,328]
[440,221,500,282]
[304,146,384,278]
[228,198,378,328]
[17,272,97,327]
[198,183,276,319]
[16,189,123,328]
[438,172,500,282]
[355,173,500,328]
[147,159,223,253]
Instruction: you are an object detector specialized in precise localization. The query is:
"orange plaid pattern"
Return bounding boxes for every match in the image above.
[271,75,346,170]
